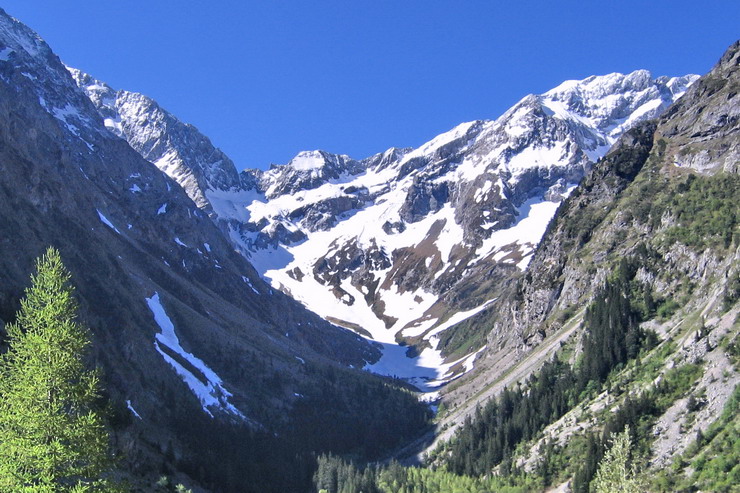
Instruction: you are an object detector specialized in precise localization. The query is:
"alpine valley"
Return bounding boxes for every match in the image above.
[0,7,738,493]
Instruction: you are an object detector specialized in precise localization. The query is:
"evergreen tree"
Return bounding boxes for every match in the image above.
[590,426,642,493]
[572,433,601,493]
[0,248,118,491]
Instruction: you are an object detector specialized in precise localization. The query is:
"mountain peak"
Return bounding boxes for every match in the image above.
[0,9,47,59]
[289,150,331,171]
[70,68,243,209]
[537,70,699,144]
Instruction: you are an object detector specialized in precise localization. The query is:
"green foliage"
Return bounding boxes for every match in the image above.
[167,367,431,493]
[442,258,660,486]
[170,411,318,492]
[571,433,602,493]
[601,363,702,461]
[540,360,703,493]
[446,358,579,477]
[0,248,120,491]
[688,384,740,492]
[650,385,740,492]
[653,364,704,410]
[579,258,648,385]
[557,122,656,250]
[656,299,680,320]
[662,173,740,250]
[436,315,489,362]
[287,368,432,460]
[620,162,740,255]
[153,476,194,493]
[313,455,536,493]
[724,272,740,311]
[590,426,643,493]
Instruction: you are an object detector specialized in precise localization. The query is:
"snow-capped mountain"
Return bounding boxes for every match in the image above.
[248,71,697,384]
[73,65,697,388]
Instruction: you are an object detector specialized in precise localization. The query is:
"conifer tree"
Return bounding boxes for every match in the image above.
[590,426,642,493]
[0,247,118,491]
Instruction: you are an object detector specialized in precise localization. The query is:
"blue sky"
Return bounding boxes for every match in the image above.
[3,1,738,170]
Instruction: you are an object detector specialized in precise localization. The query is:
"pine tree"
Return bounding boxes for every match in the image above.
[0,248,118,491]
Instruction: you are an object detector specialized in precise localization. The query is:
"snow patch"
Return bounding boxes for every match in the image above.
[367,298,496,390]
[126,400,142,420]
[289,150,327,171]
[475,188,575,270]
[96,209,121,235]
[145,293,244,418]
[51,103,89,138]
[206,188,262,223]
[103,116,123,134]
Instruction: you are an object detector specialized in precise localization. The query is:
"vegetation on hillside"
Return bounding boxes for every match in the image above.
[444,258,656,480]
[652,385,740,492]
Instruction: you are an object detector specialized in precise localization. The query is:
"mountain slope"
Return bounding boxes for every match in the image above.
[67,68,245,211]
[0,9,431,491]
[421,40,739,484]
[303,40,739,493]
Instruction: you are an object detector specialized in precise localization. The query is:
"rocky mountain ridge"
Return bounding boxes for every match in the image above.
[2,6,737,491]
[73,64,698,389]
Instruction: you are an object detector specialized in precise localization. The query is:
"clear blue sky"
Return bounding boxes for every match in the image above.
[3,1,738,170]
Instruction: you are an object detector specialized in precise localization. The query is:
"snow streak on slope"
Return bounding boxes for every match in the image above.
[146,292,245,418]
[97,209,122,235]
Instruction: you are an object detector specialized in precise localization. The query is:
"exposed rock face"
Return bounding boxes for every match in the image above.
[657,42,740,174]
[4,5,736,486]
[68,69,244,210]
[500,41,738,345]
[261,150,367,198]
[240,72,695,356]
